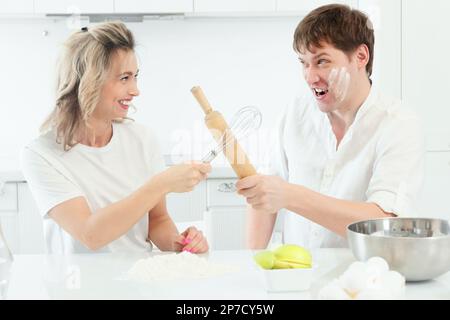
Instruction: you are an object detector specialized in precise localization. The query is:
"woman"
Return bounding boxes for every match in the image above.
[21,22,211,254]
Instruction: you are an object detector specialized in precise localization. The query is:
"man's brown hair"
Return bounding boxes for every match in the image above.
[293,4,374,77]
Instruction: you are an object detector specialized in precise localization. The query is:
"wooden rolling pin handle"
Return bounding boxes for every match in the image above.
[191,85,258,178]
[191,86,212,114]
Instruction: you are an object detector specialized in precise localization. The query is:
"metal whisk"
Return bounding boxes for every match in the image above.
[202,106,262,163]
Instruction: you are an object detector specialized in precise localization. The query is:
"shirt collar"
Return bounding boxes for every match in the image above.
[353,86,378,125]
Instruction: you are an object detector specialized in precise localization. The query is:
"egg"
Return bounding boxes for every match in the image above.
[365,257,389,289]
[318,280,351,300]
[338,262,371,296]
[317,257,406,300]
[379,270,405,298]
[347,261,367,273]
[366,256,389,273]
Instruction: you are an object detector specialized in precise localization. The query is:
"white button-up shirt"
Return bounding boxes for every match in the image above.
[265,88,425,248]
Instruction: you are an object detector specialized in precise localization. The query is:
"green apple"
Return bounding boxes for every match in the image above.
[273,260,311,269]
[272,259,292,269]
[273,244,312,268]
[253,251,275,269]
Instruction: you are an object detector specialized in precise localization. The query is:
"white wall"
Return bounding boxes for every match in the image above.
[0,17,305,169]
[2,1,447,169]
[402,0,450,151]
[0,19,63,171]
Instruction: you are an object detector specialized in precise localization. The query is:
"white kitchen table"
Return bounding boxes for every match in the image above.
[5,249,450,300]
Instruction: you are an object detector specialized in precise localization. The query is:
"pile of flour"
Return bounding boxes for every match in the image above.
[127,252,238,282]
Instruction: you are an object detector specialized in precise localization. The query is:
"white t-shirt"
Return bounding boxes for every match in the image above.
[21,121,165,254]
[265,88,425,248]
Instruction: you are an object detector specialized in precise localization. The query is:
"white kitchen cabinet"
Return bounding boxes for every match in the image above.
[34,0,114,14]
[0,0,34,14]
[114,0,193,14]
[359,0,402,100]
[424,136,450,154]
[16,183,45,254]
[0,215,19,254]
[166,180,206,222]
[0,182,18,212]
[204,177,284,250]
[0,182,19,253]
[402,0,450,150]
[194,0,276,13]
[277,0,358,13]
[417,152,450,221]
[0,182,45,254]
[207,179,246,207]
[0,182,19,254]
[204,208,247,250]
[205,178,247,250]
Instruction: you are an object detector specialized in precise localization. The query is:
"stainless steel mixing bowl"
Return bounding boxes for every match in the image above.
[347,217,450,281]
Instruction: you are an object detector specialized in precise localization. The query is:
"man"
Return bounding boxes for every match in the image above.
[236,4,424,249]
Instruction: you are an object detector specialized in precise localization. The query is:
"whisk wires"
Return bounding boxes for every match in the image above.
[202,106,262,163]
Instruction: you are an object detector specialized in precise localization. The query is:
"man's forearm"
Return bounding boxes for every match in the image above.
[246,206,277,249]
[284,183,392,237]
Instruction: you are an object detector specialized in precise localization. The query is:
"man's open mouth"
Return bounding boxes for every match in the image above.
[313,88,329,97]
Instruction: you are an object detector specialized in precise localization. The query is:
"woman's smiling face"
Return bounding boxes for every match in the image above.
[94,49,140,121]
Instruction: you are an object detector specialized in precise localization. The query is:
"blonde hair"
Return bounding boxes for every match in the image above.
[41,21,135,150]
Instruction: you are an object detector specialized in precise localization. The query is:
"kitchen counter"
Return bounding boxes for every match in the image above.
[5,249,450,300]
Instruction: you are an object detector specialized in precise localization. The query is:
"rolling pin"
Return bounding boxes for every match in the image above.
[191,86,257,179]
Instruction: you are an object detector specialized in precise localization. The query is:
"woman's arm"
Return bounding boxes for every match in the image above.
[49,174,167,250]
[147,198,209,253]
[146,197,181,251]
[49,163,210,251]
